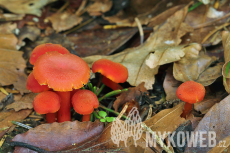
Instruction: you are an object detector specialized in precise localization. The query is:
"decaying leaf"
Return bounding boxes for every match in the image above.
[0,109,32,131]
[0,0,56,16]
[185,95,230,153]
[0,22,17,34]
[83,4,192,89]
[6,93,37,111]
[67,28,137,57]
[208,135,230,153]
[47,11,83,32]
[113,82,147,111]
[12,120,104,152]
[0,34,18,50]
[86,0,113,16]
[163,66,181,101]
[0,49,26,86]
[173,44,222,86]
[222,31,230,93]
[13,73,30,95]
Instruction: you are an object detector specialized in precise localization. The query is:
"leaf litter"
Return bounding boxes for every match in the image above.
[0,0,230,153]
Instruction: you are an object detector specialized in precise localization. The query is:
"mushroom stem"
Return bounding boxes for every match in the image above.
[57,91,71,122]
[181,102,193,118]
[102,76,123,90]
[82,114,91,122]
[46,113,56,123]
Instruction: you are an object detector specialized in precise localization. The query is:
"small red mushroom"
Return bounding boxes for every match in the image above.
[33,51,90,122]
[29,43,69,65]
[72,90,99,122]
[92,59,128,90]
[33,91,61,123]
[176,81,205,118]
[26,72,50,93]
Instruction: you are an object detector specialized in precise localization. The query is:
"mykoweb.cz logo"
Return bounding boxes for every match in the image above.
[110,107,224,148]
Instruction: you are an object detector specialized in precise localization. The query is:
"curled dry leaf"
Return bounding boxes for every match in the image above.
[0,0,56,16]
[113,82,147,111]
[47,11,83,32]
[6,93,37,111]
[185,95,230,153]
[163,66,181,101]
[0,50,26,86]
[86,0,113,16]
[173,43,222,86]
[222,31,230,93]
[83,4,192,89]
[12,120,104,153]
[0,23,17,34]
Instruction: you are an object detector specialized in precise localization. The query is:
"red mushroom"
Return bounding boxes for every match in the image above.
[176,81,205,118]
[27,72,50,93]
[72,90,99,121]
[92,59,128,91]
[33,91,60,123]
[29,43,69,65]
[33,51,90,122]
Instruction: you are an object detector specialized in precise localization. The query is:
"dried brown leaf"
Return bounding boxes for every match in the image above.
[185,95,230,153]
[0,49,26,86]
[0,0,56,16]
[173,44,222,86]
[13,73,30,95]
[83,5,192,89]
[67,28,137,57]
[208,135,230,153]
[113,82,147,111]
[12,120,104,152]
[47,11,83,32]
[86,0,112,16]
[222,31,230,93]
[0,109,32,131]
[0,23,17,34]
[0,34,18,50]
[6,93,37,111]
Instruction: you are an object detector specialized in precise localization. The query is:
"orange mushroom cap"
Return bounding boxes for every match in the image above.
[72,90,99,115]
[33,91,61,114]
[26,72,50,93]
[33,51,90,91]
[92,59,128,83]
[30,43,69,65]
[176,81,205,104]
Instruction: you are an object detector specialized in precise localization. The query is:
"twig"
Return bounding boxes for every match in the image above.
[99,104,127,119]
[11,121,32,130]
[141,123,173,153]
[117,104,128,120]
[135,17,144,45]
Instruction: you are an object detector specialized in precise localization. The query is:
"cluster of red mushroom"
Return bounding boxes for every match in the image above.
[27,43,129,123]
[27,43,100,123]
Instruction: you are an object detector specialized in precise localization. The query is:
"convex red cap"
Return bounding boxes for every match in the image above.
[33,51,90,91]
[27,72,50,93]
[176,81,205,104]
[30,43,69,65]
[72,90,99,115]
[33,91,61,114]
[92,59,128,83]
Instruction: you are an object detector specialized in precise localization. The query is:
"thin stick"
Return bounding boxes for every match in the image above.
[141,123,173,153]
[117,104,128,120]
[135,17,144,44]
